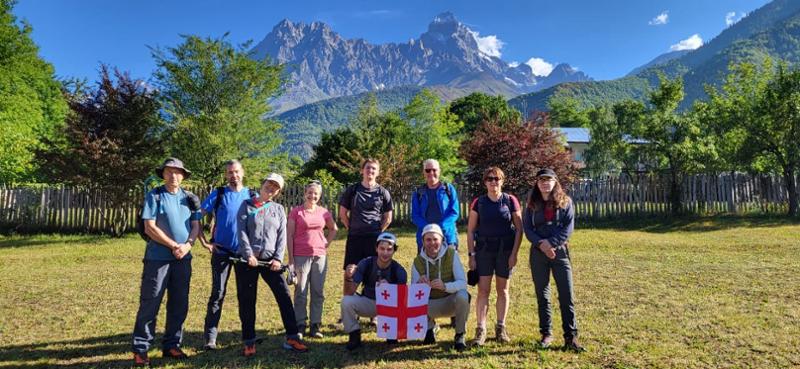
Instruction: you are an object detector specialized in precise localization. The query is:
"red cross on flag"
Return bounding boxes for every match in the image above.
[375,283,431,340]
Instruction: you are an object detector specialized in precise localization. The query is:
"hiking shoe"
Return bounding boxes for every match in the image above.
[423,328,436,344]
[283,337,309,352]
[563,338,586,353]
[369,317,377,326]
[470,327,487,346]
[539,334,554,348]
[202,342,217,351]
[296,324,306,340]
[133,352,149,366]
[495,324,511,343]
[432,321,440,334]
[346,330,362,351]
[242,344,256,357]
[454,332,467,352]
[162,347,188,359]
[309,323,324,339]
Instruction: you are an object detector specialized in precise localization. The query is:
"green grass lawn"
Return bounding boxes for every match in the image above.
[1,216,799,368]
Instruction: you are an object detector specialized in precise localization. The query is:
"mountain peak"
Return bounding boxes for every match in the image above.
[432,12,459,25]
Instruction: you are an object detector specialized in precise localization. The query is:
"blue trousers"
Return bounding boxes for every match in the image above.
[132,258,192,353]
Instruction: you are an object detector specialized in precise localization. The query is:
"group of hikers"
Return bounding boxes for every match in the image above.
[131,157,584,366]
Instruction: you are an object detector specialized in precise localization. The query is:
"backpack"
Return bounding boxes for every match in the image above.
[414,182,453,204]
[209,186,258,242]
[136,186,200,240]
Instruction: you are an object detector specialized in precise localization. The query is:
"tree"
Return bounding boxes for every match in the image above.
[0,0,67,182]
[459,114,581,198]
[632,76,717,214]
[403,89,464,180]
[151,34,286,189]
[36,66,167,235]
[548,97,590,127]
[448,92,521,134]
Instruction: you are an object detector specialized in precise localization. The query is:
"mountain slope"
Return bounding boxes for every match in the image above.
[509,0,800,114]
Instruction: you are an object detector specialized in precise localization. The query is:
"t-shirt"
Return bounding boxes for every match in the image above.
[352,257,407,300]
[201,187,253,254]
[339,183,393,235]
[425,187,443,224]
[289,205,333,257]
[470,193,520,238]
[142,187,202,261]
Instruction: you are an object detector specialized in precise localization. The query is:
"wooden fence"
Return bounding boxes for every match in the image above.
[0,173,795,234]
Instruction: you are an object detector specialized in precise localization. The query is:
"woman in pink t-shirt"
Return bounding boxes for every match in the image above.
[287,181,338,338]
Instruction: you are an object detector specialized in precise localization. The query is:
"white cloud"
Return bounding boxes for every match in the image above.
[508,61,520,68]
[670,34,703,51]
[525,57,555,77]
[470,31,504,58]
[725,11,745,26]
[649,11,669,26]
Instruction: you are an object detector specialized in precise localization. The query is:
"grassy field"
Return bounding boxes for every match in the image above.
[1,215,799,368]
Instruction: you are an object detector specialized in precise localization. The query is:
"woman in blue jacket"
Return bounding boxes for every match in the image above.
[522,168,585,352]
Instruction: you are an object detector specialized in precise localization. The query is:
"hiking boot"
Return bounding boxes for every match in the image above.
[423,328,436,344]
[495,323,511,343]
[162,347,188,359]
[242,344,256,357]
[296,324,306,340]
[309,323,324,339]
[539,334,554,348]
[470,327,487,346]
[283,337,309,352]
[202,341,217,351]
[454,332,467,352]
[346,330,362,351]
[563,337,586,353]
[133,352,149,366]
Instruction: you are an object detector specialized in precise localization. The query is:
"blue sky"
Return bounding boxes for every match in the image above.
[14,0,770,82]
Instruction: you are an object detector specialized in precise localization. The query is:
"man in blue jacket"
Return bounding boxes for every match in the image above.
[411,159,460,253]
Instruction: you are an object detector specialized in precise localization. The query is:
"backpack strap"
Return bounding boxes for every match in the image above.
[212,187,225,215]
[154,186,164,214]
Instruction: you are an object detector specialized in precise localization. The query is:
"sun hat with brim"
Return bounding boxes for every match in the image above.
[535,168,557,179]
[264,173,285,189]
[156,157,191,179]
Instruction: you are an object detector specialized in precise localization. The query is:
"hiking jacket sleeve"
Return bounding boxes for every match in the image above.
[441,183,460,228]
[522,206,543,246]
[410,189,426,227]
[237,201,254,259]
[274,207,287,262]
[548,199,574,247]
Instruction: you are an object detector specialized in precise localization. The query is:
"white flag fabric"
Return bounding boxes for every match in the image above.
[376,283,431,340]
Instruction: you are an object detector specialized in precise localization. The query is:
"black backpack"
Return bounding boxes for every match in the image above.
[136,186,200,240]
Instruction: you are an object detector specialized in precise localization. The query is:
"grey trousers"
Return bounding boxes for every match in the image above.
[293,255,327,326]
[203,252,234,344]
[132,258,192,353]
[427,289,470,335]
[341,294,376,333]
[530,246,578,340]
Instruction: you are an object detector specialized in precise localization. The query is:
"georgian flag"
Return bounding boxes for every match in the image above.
[376,283,431,340]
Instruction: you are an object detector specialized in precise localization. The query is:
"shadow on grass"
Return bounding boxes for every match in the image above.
[0,235,110,249]
[0,328,526,368]
[578,213,800,233]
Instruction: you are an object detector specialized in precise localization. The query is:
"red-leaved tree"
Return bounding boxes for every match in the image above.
[459,112,582,198]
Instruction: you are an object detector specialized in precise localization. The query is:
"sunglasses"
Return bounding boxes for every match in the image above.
[485,176,502,182]
[424,168,438,173]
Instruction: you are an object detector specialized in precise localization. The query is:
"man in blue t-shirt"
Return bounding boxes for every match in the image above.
[198,159,255,350]
[132,158,202,366]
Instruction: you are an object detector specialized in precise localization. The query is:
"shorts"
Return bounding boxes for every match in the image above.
[343,232,380,269]
[475,235,515,278]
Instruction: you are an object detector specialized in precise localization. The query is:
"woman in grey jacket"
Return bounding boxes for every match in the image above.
[235,173,308,356]
[522,169,585,352]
